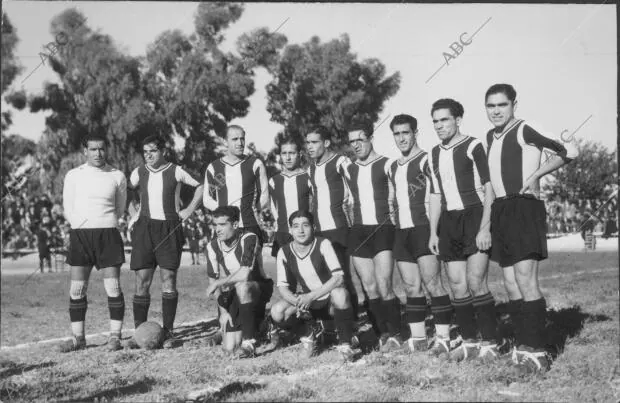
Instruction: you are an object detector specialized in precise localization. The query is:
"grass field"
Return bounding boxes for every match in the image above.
[1,248,618,402]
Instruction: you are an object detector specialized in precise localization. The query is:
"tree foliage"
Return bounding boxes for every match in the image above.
[542,139,618,211]
[265,34,400,148]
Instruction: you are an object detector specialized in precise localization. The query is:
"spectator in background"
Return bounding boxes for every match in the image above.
[36,225,52,273]
[183,218,201,265]
[603,212,618,239]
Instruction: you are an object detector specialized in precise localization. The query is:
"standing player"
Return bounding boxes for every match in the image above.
[388,114,453,353]
[427,99,499,361]
[58,134,127,352]
[205,206,273,358]
[268,135,312,257]
[484,84,578,373]
[128,135,204,348]
[305,127,364,319]
[345,123,400,352]
[269,210,357,361]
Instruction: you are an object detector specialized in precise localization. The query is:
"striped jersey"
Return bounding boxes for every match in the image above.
[203,156,267,228]
[268,171,312,232]
[205,231,262,283]
[428,136,490,211]
[130,163,199,221]
[486,120,578,198]
[388,151,432,229]
[276,237,343,301]
[308,154,351,232]
[345,155,393,226]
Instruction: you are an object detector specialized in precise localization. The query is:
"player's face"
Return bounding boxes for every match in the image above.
[214,216,238,242]
[348,130,373,160]
[485,93,516,128]
[84,140,107,168]
[280,143,300,171]
[142,143,165,168]
[432,109,461,142]
[227,128,245,157]
[305,132,327,160]
[392,123,416,154]
[290,216,314,245]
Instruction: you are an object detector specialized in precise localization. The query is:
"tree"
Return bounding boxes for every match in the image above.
[542,139,618,212]
[265,34,401,148]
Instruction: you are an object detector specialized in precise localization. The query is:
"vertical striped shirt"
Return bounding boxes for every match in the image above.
[308,154,351,232]
[130,163,200,221]
[268,171,312,232]
[203,156,267,228]
[388,151,432,229]
[205,231,262,282]
[276,237,342,300]
[486,120,578,199]
[345,155,393,226]
[428,136,490,211]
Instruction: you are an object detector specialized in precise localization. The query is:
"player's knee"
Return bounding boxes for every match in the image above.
[270,300,289,322]
[405,283,424,298]
[69,280,88,300]
[330,287,350,309]
[468,278,489,296]
[234,281,255,301]
[103,277,122,298]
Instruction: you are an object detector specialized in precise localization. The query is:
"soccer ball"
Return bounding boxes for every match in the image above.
[134,321,165,350]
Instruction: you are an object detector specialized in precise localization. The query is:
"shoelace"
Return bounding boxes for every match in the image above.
[457,342,481,360]
[517,349,547,370]
[478,344,498,358]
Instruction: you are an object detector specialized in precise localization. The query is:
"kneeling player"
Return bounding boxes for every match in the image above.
[205,206,273,358]
[269,210,357,361]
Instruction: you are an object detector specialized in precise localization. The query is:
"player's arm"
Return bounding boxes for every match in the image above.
[202,165,219,211]
[298,240,344,309]
[470,141,493,249]
[521,123,579,193]
[276,249,299,306]
[62,170,77,228]
[176,167,204,220]
[115,174,128,224]
[338,156,354,225]
[386,160,396,224]
[426,152,442,255]
[255,159,270,210]
[268,178,279,224]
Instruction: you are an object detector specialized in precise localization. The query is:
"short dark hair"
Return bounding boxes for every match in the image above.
[306,125,331,142]
[142,135,166,150]
[288,210,315,227]
[431,98,464,119]
[347,122,374,139]
[278,134,301,153]
[212,206,240,223]
[82,134,108,148]
[226,125,245,137]
[485,83,517,104]
[390,114,418,132]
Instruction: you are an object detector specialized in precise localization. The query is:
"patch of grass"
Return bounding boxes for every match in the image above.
[256,361,290,376]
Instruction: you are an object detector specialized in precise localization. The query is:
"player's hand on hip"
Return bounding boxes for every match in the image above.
[178,208,192,221]
[519,175,537,195]
[206,281,220,297]
[429,233,440,255]
[476,227,492,251]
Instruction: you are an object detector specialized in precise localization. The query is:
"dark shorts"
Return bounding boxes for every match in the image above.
[240,225,265,247]
[219,278,274,332]
[306,297,333,321]
[271,231,293,257]
[130,217,185,271]
[316,228,349,250]
[491,195,548,267]
[438,205,488,262]
[393,225,433,263]
[67,228,125,269]
[348,224,395,258]
[188,239,199,253]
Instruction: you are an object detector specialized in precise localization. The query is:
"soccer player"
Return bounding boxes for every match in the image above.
[388,114,453,353]
[305,126,362,319]
[269,210,357,361]
[58,134,127,352]
[128,135,204,348]
[344,123,401,352]
[427,98,499,361]
[268,135,312,257]
[484,84,578,373]
[205,206,273,358]
[203,125,269,249]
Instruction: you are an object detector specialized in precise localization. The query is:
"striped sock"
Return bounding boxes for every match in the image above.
[108,293,125,336]
[507,299,524,345]
[69,297,87,337]
[132,294,150,329]
[162,291,179,332]
[431,294,453,339]
[453,295,477,340]
[473,293,497,342]
[406,297,427,338]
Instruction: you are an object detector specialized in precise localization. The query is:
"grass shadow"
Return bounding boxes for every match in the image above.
[65,377,159,402]
[0,361,56,379]
[210,381,265,401]
[173,318,220,343]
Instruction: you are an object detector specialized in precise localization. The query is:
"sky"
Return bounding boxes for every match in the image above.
[2,2,617,159]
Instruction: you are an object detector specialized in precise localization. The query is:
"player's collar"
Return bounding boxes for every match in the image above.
[219,231,241,252]
[315,153,338,167]
[355,154,383,167]
[291,238,317,260]
[439,135,469,150]
[221,155,247,166]
[492,119,522,139]
[280,169,305,178]
[398,150,424,165]
[145,162,172,173]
